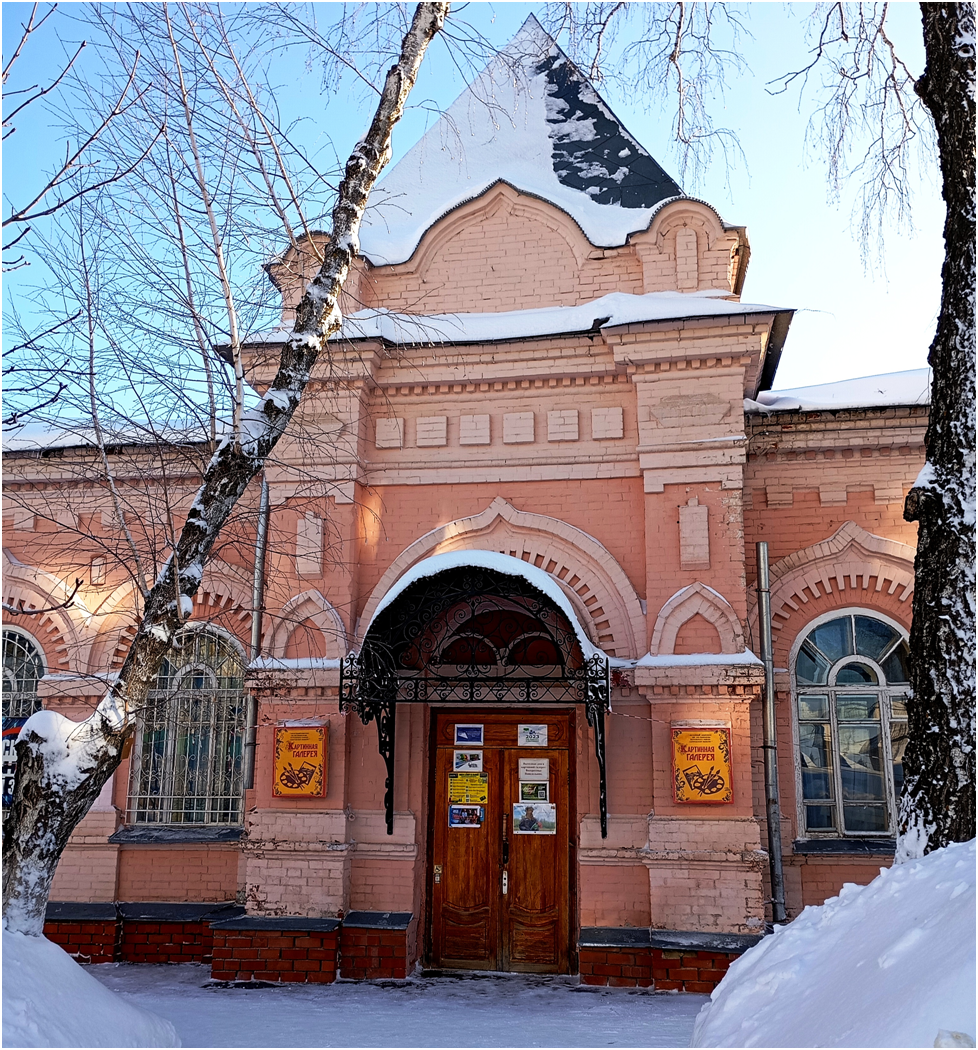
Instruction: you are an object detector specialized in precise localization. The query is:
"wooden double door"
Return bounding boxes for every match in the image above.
[428,710,573,973]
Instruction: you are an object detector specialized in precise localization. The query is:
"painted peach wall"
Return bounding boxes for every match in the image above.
[2,179,924,941]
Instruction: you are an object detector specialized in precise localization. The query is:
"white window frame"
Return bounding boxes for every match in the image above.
[127,625,247,826]
[789,608,910,840]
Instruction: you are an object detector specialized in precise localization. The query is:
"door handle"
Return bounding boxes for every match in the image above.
[502,871,508,895]
[501,811,509,864]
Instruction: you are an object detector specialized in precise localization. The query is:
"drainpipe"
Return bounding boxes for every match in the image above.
[244,475,270,790]
[757,542,787,925]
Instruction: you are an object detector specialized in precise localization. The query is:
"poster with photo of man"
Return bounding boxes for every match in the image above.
[512,802,556,834]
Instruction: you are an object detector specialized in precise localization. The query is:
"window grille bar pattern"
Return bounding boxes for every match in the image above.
[127,631,245,826]
[2,630,44,720]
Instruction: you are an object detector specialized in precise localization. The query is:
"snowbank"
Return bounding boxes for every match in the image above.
[692,839,976,1048]
[2,929,179,1048]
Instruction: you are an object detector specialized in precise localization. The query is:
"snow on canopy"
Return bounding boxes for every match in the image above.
[745,367,931,413]
[691,838,976,1048]
[365,550,602,659]
[2,928,178,1048]
[358,15,685,266]
[246,289,788,348]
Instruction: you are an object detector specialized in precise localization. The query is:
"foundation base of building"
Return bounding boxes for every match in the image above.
[578,928,761,992]
[45,903,762,992]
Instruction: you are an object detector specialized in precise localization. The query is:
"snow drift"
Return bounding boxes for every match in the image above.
[692,839,976,1048]
[2,929,179,1048]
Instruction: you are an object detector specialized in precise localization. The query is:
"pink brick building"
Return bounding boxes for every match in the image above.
[2,21,928,986]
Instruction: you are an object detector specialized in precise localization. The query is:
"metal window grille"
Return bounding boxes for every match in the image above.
[795,613,909,837]
[127,630,246,825]
[2,630,44,719]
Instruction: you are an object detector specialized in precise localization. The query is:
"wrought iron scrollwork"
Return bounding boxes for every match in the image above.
[340,565,611,838]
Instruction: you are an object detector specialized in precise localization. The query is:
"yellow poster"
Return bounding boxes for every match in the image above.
[273,726,327,797]
[448,771,489,804]
[672,727,733,804]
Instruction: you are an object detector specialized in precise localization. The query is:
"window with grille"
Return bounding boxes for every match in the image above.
[2,629,44,719]
[127,629,246,825]
[794,612,909,837]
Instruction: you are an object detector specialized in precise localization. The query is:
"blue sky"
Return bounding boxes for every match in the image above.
[2,2,943,391]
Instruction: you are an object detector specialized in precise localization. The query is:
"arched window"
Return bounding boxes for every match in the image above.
[794,612,909,837]
[2,629,45,719]
[127,629,246,826]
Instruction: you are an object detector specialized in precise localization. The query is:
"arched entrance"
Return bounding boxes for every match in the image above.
[340,552,611,973]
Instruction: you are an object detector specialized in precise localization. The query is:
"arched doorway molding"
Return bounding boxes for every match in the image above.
[356,497,645,658]
[267,589,348,659]
[2,548,89,673]
[649,582,744,655]
[748,521,915,652]
[343,550,611,839]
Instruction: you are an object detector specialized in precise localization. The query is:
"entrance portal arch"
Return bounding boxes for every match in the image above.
[340,551,610,837]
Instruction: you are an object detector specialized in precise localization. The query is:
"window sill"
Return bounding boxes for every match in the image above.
[793,838,896,855]
[109,825,244,844]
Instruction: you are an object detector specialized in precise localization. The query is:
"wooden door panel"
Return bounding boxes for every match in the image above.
[431,742,498,969]
[429,711,572,974]
[504,747,566,972]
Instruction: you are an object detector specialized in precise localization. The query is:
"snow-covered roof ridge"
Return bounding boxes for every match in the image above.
[358,15,688,266]
[745,367,931,413]
[246,290,789,349]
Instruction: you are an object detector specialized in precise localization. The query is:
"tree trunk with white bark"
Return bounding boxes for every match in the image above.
[2,1,449,937]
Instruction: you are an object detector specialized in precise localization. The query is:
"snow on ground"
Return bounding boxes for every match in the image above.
[88,964,708,1048]
[692,839,977,1049]
[2,929,178,1048]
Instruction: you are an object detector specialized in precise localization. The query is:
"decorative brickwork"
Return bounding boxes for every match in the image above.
[210,918,341,984]
[120,919,215,964]
[578,929,756,992]
[43,919,119,965]
[339,912,415,980]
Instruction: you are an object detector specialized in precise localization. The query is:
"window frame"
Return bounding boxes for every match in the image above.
[2,627,46,720]
[789,608,910,840]
[126,625,247,827]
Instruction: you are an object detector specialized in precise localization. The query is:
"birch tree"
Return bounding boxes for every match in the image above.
[548,0,975,855]
[2,0,450,937]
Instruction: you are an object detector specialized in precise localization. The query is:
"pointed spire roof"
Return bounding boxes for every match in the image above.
[358,16,685,266]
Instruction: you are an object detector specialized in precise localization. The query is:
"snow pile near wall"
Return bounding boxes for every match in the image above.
[745,368,931,413]
[692,839,976,1049]
[2,929,179,1048]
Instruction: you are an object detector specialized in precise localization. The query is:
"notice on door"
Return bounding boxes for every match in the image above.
[448,771,489,804]
[518,758,549,780]
[273,726,327,797]
[517,724,548,747]
[671,726,733,804]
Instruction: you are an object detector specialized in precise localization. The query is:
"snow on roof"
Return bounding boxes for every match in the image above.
[1,419,213,454]
[248,290,788,349]
[358,16,685,266]
[635,651,763,668]
[745,368,931,413]
[366,550,601,658]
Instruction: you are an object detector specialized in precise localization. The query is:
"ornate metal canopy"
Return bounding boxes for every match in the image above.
[340,564,610,837]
